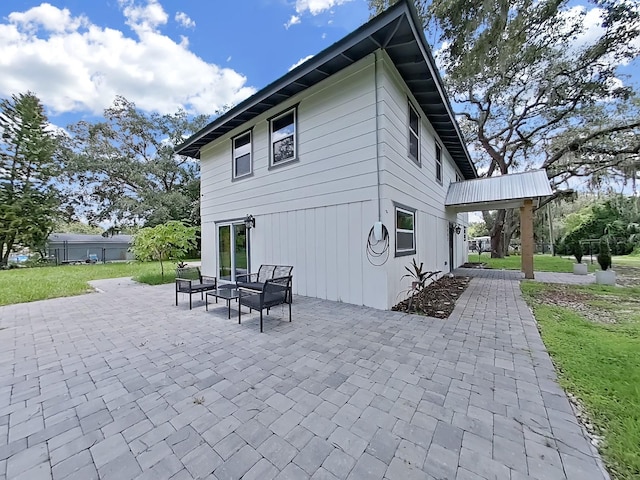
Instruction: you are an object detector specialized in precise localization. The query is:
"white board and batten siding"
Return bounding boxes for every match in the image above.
[376,52,469,309]
[200,55,388,309]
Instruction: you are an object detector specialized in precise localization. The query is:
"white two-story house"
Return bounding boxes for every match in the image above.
[176,0,478,310]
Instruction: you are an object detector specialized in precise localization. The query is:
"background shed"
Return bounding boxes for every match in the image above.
[47,233,134,264]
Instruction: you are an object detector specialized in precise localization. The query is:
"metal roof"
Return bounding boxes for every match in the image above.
[445,170,553,212]
[175,0,477,180]
[48,234,132,244]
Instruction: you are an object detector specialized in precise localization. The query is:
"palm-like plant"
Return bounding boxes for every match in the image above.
[401,259,441,312]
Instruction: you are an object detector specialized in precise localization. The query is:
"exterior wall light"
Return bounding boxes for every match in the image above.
[244,214,255,229]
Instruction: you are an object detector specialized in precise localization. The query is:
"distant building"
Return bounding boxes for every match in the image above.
[47,233,134,264]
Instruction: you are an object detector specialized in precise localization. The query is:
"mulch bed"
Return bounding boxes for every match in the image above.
[392,275,471,318]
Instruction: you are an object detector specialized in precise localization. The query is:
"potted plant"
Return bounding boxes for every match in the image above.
[595,238,616,285]
[572,241,587,275]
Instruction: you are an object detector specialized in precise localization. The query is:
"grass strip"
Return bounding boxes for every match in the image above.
[522,282,640,479]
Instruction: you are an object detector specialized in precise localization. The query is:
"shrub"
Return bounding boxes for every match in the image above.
[572,241,583,264]
[597,238,612,271]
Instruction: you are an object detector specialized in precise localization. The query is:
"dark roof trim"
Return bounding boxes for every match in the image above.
[175,0,477,179]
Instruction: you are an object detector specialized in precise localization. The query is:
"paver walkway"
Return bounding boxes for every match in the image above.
[0,274,608,480]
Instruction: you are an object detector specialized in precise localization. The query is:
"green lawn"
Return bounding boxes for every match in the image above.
[522,282,640,479]
[613,255,640,267]
[470,253,598,272]
[0,261,183,306]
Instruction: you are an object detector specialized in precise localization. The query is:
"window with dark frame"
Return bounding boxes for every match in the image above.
[395,206,416,255]
[270,108,296,166]
[232,130,252,179]
[408,102,420,164]
[435,143,443,183]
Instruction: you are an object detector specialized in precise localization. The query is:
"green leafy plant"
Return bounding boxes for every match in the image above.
[402,259,439,291]
[130,221,198,278]
[597,238,612,271]
[401,259,440,312]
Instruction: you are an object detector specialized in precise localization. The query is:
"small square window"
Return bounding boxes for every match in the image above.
[435,144,443,183]
[395,205,416,256]
[408,103,419,165]
[270,108,297,167]
[232,130,252,179]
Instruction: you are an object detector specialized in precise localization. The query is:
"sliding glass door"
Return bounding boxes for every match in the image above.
[218,222,248,282]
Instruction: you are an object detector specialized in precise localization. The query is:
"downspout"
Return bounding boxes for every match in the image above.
[374,49,382,221]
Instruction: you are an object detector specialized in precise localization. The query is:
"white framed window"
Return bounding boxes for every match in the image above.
[408,102,420,165]
[269,107,297,167]
[232,130,252,179]
[395,205,416,256]
[435,143,443,183]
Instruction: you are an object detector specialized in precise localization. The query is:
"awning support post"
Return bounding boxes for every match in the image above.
[520,199,534,279]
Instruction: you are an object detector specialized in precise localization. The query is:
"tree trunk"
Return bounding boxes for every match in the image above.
[490,209,507,258]
[501,209,519,256]
[1,244,11,267]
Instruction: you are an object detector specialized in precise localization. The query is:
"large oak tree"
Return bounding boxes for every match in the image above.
[64,96,209,228]
[370,0,640,256]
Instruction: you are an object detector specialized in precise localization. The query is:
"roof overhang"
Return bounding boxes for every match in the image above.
[445,170,553,213]
[175,0,477,180]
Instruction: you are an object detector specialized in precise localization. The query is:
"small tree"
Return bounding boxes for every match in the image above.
[130,221,197,278]
[572,240,583,264]
[597,238,612,271]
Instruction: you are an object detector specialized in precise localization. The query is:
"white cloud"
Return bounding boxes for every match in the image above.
[119,0,168,33]
[294,0,351,16]
[175,11,195,29]
[289,54,314,71]
[0,1,255,116]
[284,15,300,29]
[8,3,87,32]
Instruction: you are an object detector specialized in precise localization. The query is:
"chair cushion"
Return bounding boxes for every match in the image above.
[239,292,262,310]
[177,281,216,293]
[237,281,264,292]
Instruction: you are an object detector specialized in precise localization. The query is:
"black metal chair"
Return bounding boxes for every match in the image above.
[238,276,292,332]
[175,267,217,310]
[236,265,293,303]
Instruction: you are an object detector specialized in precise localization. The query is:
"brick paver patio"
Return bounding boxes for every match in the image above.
[0,273,608,479]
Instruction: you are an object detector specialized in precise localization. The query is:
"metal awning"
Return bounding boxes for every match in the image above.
[445,170,553,212]
[175,0,477,180]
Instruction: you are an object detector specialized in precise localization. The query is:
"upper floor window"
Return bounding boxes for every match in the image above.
[395,205,416,256]
[435,143,443,183]
[270,107,297,167]
[408,102,420,165]
[232,130,252,179]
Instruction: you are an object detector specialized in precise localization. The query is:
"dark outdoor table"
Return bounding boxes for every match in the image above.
[205,288,240,319]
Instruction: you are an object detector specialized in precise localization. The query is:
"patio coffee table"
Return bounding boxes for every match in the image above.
[206,288,240,319]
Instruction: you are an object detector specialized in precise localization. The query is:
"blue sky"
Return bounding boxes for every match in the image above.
[0,0,370,128]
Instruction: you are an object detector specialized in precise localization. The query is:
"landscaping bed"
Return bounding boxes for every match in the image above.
[392,275,471,318]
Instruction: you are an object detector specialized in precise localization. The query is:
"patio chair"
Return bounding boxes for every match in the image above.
[238,276,292,332]
[236,265,293,300]
[175,267,217,310]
